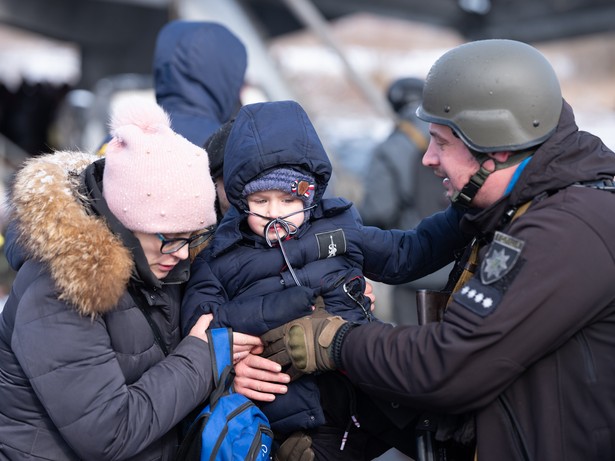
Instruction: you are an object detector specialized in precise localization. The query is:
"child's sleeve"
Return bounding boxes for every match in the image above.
[214,286,316,336]
[182,254,316,336]
[360,204,472,284]
[181,256,228,336]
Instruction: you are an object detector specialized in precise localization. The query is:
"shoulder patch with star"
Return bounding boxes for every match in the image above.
[480,231,524,285]
[453,231,526,317]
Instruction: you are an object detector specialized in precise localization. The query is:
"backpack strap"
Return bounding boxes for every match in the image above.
[206,328,236,405]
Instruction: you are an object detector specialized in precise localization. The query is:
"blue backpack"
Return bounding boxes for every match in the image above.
[176,328,273,461]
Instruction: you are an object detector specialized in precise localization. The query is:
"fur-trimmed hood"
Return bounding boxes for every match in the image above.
[10,151,134,317]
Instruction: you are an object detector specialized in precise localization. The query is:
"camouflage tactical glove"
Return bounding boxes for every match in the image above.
[261,297,347,374]
[274,432,314,461]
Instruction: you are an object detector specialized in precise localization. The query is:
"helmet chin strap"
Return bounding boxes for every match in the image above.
[451,148,534,208]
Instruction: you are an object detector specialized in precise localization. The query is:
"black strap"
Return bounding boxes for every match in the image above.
[128,286,170,357]
[138,305,169,356]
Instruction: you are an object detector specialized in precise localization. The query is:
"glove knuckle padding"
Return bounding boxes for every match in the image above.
[288,324,312,371]
[285,313,346,373]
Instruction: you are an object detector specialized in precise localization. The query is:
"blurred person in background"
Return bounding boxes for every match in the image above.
[359,77,449,325]
[153,19,247,149]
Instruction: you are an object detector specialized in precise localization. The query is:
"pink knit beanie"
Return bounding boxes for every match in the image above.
[102,97,217,234]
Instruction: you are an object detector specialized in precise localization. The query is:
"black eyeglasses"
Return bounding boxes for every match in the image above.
[156,226,216,254]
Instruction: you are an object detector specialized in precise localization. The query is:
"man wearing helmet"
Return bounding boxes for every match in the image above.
[241,39,615,460]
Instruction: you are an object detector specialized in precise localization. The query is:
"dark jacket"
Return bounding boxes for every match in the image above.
[153,20,247,147]
[182,101,470,434]
[0,152,214,460]
[340,101,615,460]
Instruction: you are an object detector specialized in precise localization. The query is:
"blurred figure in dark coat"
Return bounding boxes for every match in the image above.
[359,77,450,325]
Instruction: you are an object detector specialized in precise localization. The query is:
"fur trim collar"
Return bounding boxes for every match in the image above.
[11,151,133,316]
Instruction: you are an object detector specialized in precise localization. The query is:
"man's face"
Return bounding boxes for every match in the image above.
[422,123,482,204]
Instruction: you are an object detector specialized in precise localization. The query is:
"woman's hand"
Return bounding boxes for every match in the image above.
[233,353,291,402]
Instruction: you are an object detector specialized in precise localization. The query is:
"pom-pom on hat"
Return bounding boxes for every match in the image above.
[102,97,217,234]
[243,168,316,207]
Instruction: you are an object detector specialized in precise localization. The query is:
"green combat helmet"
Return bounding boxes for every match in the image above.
[416,39,563,206]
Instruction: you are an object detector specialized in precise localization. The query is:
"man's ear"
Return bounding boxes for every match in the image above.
[487,151,514,163]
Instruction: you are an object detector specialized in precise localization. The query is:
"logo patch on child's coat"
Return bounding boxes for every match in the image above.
[480,231,524,285]
[316,229,346,259]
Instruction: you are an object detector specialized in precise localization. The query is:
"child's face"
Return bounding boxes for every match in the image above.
[246,189,306,241]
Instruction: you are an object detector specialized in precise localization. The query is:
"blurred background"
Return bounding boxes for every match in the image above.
[1,1,614,458]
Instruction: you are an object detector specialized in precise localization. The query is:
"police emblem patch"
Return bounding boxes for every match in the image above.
[315,229,346,259]
[480,231,524,285]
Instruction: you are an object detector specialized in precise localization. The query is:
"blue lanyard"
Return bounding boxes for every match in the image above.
[504,156,532,196]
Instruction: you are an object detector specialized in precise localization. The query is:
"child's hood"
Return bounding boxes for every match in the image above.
[222,100,332,211]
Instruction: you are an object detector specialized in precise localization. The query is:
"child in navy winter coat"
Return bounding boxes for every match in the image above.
[182,100,470,460]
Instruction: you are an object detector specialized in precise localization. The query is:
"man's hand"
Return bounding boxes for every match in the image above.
[275,432,314,461]
[262,306,347,374]
[233,353,290,402]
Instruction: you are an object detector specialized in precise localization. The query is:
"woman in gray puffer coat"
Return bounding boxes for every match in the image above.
[0,98,261,460]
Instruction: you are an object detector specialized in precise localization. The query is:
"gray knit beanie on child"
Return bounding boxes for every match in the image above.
[242,168,316,207]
